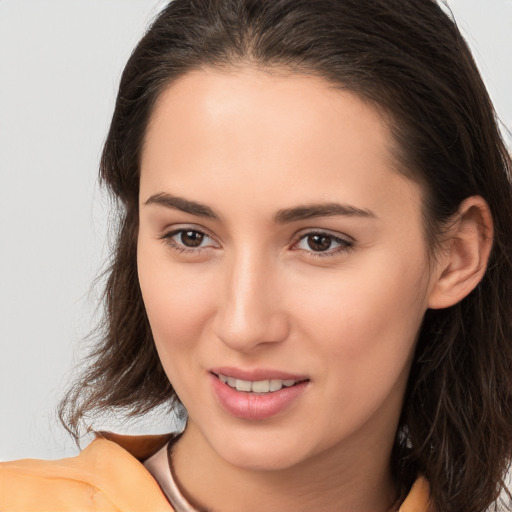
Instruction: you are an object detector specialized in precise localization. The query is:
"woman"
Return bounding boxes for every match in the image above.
[1,0,511,511]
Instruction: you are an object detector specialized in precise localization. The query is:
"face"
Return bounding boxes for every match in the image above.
[137,67,435,472]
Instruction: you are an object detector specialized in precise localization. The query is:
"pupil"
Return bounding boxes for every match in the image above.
[181,231,204,247]
[307,234,331,251]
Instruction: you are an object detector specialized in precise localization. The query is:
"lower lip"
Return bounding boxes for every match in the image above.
[209,374,309,421]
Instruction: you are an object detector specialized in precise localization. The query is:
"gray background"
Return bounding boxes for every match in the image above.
[1,0,511,461]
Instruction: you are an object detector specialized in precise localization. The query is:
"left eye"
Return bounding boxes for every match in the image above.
[296,233,352,253]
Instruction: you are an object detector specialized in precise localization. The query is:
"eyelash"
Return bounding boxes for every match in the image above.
[159,228,355,258]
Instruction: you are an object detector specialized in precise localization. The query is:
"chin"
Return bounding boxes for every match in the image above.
[209,429,314,472]
[225,448,305,472]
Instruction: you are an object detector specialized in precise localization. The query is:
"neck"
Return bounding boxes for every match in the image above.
[171,423,399,512]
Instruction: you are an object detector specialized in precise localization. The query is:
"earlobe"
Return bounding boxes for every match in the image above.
[427,196,494,310]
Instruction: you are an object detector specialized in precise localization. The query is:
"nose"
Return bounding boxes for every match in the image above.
[213,249,290,352]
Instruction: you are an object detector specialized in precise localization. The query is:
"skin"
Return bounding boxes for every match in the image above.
[137,67,492,511]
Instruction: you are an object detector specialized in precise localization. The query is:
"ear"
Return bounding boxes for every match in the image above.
[427,196,493,310]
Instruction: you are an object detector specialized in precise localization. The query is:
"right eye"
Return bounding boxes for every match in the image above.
[160,228,219,253]
[173,230,207,247]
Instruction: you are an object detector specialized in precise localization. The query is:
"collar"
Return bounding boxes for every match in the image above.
[95,432,431,512]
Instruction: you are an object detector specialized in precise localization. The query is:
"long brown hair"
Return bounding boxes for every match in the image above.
[59,1,512,510]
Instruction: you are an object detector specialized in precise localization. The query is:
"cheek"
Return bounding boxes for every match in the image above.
[294,261,428,436]
[137,240,215,356]
[293,247,429,383]
[137,247,219,404]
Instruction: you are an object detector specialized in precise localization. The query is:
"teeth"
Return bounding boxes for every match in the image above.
[269,379,282,392]
[218,374,301,393]
[235,379,252,392]
[251,380,270,393]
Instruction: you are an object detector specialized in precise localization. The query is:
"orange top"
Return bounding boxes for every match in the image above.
[0,432,431,511]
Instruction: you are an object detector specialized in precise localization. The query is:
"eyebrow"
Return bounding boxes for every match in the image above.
[274,203,376,223]
[144,192,219,219]
[144,192,376,222]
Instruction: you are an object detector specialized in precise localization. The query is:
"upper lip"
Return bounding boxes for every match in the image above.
[209,367,309,381]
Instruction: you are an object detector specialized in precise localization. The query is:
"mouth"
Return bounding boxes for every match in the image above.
[209,370,310,420]
[214,373,308,394]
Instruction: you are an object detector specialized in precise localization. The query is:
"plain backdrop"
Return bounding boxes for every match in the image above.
[1,0,511,461]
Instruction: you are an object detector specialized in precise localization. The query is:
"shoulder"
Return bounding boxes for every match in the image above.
[0,433,175,512]
[399,476,432,512]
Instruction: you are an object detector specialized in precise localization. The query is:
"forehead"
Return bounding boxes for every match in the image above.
[144,66,393,158]
[140,66,421,224]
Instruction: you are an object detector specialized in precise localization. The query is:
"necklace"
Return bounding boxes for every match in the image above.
[164,436,205,512]
[143,433,201,511]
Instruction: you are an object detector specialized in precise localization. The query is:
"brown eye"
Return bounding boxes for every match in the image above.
[295,231,354,256]
[162,227,219,253]
[306,234,333,252]
[180,230,205,247]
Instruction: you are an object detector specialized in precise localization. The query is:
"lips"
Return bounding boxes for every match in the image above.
[209,368,310,420]
[210,367,308,382]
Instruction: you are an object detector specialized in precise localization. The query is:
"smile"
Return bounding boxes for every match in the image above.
[210,372,310,420]
[217,373,302,393]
